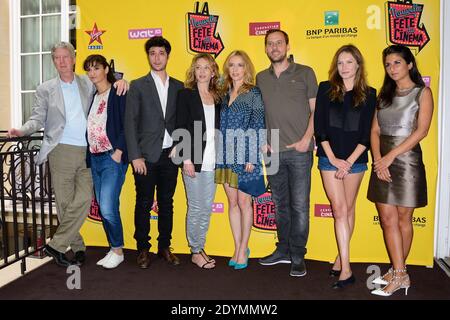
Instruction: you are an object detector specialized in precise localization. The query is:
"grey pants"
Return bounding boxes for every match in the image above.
[182,171,216,253]
[47,144,93,253]
[267,150,312,261]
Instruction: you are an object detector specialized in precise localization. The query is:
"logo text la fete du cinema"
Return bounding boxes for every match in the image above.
[187,2,224,58]
[306,10,358,40]
[387,0,430,52]
[85,22,106,50]
[253,192,277,231]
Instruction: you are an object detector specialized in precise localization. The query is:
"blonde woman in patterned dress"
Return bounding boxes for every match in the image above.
[215,50,266,270]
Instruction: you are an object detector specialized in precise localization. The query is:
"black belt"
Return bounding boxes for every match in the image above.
[162,147,172,153]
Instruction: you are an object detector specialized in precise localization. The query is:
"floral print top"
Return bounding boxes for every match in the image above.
[87,89,113,153]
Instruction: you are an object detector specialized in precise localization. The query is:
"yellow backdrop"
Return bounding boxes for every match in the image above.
[76,0,439,266]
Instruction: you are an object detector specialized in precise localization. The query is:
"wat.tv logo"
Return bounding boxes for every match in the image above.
[387,0,430,52]
[324,11,339,26]
[85,22,106,50]
[187,2,224,57]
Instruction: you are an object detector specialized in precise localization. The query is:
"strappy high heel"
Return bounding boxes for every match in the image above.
[371,268,410,297]
[372,267,393,285]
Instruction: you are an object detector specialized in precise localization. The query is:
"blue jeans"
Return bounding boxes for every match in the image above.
[183,171,217,253]
[266,150,312,262]
[90,151,128,249]
[318,156,367,173]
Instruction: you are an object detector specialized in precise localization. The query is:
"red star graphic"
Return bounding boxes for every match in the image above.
[85,23,106,45]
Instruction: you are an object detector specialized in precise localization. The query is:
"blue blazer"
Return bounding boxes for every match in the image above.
[86,86,128,167]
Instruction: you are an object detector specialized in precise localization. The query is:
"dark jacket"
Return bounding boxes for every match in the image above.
[314,81,376,163]
[124,72,184,163]
[86,86,128,167]
[175,88,221,172]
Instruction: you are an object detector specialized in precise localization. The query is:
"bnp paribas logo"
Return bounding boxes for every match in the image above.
[324,11,339,26]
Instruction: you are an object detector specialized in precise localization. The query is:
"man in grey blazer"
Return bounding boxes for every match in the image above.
[125,36,183,269]
[7,42,126,267]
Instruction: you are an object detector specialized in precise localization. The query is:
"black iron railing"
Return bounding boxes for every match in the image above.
[0,131,56,274]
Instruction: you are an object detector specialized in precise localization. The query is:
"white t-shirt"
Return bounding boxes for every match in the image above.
[150,71,173,149]
[201,104,215,172]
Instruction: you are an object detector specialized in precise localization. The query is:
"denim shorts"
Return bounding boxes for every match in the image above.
[318,157,367,174]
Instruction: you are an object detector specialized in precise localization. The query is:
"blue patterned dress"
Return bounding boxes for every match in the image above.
[215,86,266,197]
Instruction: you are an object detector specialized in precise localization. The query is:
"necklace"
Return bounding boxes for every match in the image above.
[97,86,111,96]
[396,85,415,92]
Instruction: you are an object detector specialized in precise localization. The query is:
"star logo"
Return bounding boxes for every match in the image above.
[85,23,106,45]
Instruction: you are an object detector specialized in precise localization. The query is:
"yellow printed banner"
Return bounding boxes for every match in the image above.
[76,0,439,266]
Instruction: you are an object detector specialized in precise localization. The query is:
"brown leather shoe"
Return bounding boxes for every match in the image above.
[137,250,151,269]
[157,247,180,266]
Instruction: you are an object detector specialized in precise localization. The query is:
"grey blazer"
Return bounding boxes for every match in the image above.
[124,72,184,163]
[20,75,94,165]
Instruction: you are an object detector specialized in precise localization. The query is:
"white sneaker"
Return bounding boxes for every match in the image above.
[96,250,113,266]
[102,252,124,269]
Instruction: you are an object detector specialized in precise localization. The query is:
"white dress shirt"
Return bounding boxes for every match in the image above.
[151,70,173,149]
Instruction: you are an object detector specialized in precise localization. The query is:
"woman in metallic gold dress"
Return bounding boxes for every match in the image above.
[367,45,433,296]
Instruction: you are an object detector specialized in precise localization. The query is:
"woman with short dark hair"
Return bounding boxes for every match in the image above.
[84,54,128,269]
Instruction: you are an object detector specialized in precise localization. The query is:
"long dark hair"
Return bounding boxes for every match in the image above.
[378,45,425,107]
[83,54,116,84]
[328,44,368,107]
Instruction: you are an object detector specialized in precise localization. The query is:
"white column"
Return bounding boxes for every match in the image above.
[435,0,450,261]
[9,0,21,127]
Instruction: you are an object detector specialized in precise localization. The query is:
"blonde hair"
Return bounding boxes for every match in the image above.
[184,53,220,103]
[221,50,255,96]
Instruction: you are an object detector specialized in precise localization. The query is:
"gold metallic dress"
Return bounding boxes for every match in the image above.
[367,86,427,208]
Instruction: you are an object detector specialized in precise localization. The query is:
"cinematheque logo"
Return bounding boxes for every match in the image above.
[187,2,224,57]
[387,0,430,52]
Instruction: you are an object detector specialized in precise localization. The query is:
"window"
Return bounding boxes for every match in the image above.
[11,0,77,126]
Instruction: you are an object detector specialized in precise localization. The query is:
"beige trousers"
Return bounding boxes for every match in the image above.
[47,144,93,253]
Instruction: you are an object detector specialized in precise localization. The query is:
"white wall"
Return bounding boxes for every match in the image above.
[0,0,10,130]
[435,0,450,260]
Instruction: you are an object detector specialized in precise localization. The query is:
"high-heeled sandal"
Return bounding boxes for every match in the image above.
[372,267,393,285]
[371,268,410,297]
[192,249,216,269]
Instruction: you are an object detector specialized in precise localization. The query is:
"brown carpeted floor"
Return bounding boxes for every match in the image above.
[0,247,449,300]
